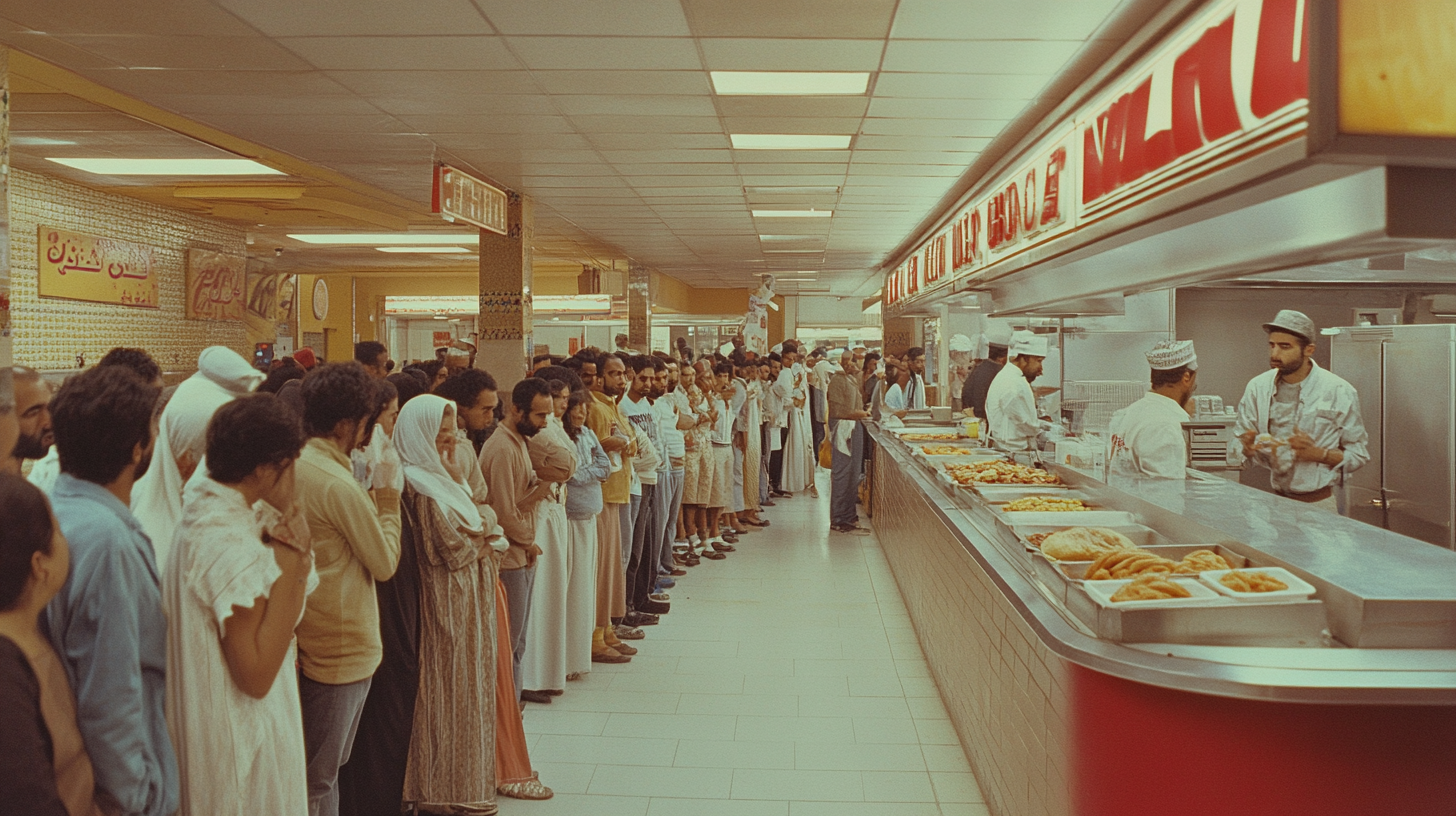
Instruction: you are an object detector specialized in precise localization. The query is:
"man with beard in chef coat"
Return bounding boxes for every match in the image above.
[985,331,1048,451]
[1233,310,1369,513]
[1108,340,1198,479]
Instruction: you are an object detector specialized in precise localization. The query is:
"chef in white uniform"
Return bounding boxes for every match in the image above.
[1108,340,1198,479]
[985,330,1048,451]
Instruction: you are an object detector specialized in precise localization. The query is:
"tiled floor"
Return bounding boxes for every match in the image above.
[499,473,990,816]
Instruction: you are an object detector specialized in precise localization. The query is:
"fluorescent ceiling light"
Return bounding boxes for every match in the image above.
[711,71,869,95]
[752,209,832,218]
[730,134,852,150]
[375,246,471,253]
[289,233,481,245]
[46,157,282,175]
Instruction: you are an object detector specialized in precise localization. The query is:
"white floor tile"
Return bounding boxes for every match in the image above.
[930,771,986,803]
[532,734,679,767]
[550,689,681,714]
[676,693,799,717]
[795,742,926,772]
[496,792,649,816]
[851,717,922,745]
[605,712,738,741]
[647,798,789,816]
[613,672,746,695]
[529,762,597,795]
[846,675,904,697]
[734,715,855,744]
[741,675,849,697]
[676,656,796,677]
[862,770,937,803]
[920,744,974,773]
[588,764,734,799]
[788,803,940,816]
[797,694,912,720]
[522,709,611,736]
[730,769,864,802]
[914,718,962,746]
[674,739,797,770]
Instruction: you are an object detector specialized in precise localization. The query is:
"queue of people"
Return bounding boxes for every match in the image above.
[0,333,892,816]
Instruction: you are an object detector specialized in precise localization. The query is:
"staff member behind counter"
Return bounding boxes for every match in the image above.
[1108,340,1198,479]
[985,330,1049,451]
[960,327,1012,421]
[1234,310,1369,513]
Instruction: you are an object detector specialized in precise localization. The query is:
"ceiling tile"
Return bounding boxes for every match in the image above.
[861,117,1005,137]
[372,92,560,116]
[890,0,1123,40]
[279,36,518,71]
[872,72,1052,99]
[881,39,1081,75]
[698,38,884,70]
[866,96,1028,120]
[715,96,870,120]
[531,70,712,96]
[325,70,541,97]
[76,68,354,98]
[506,36,702,70]
[719,116,863,134]
[476,0,691,36]
[145,92,383,115]
[195,113,408,134]
[214,0,492,36]
[394,113,576,133]
[565,115,723,134]
[585,133,731,150]
[1,1,256,36]
[551,95,719,117]
[682,0,897,38]
[55,35,314,71]
[854,134,990,151]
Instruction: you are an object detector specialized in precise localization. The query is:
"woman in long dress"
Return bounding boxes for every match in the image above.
[163,394,314,816]
[394,396,503,815]
[520,377,578,699]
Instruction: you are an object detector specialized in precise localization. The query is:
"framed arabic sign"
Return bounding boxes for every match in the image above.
[38,227,159,308]
[186,249,246,321]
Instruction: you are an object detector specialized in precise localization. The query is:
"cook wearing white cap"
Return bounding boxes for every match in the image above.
[1107,340,1199,479]
[984,330,1048,451]
[1232,310,1369,512]
[962,327,1013,421]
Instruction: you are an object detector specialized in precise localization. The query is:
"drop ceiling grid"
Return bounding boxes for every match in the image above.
[0,0,1127,289]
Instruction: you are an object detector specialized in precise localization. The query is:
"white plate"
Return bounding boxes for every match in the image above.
[1083,577,1222,608]
[1200,568,1317,602]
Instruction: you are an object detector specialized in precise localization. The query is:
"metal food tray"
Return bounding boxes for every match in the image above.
[1063,583,1328,645]
[1029,541,1246,604]
[1006,510,1136,528]
[1057,545,1251,580]
[974,484,1082,501]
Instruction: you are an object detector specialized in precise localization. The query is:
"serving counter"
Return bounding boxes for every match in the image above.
[867,423,1456,816]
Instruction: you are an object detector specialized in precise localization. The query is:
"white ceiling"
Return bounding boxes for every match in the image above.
[0,0,1128,293]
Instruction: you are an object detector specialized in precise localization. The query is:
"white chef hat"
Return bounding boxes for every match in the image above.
[1145,339,1197,371]
[1009,330,1049,358]
[948,333,975,353]
[984,324,1013,350]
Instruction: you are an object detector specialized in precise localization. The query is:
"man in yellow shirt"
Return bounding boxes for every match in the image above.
[294,362,401,816]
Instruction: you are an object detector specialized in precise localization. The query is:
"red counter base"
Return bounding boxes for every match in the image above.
[1071,664,1456,816]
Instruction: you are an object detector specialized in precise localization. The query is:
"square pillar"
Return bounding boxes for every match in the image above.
[627,262,650,352]
[0,46,11,407]
[477,192,533,391]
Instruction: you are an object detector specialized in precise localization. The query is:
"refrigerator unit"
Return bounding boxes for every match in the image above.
[1330,324,1456,549]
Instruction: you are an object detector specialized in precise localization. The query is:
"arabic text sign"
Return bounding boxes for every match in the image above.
[38,227,159,309]
[186,249,246,321]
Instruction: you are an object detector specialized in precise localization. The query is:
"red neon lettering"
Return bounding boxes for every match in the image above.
[907,257,920,295]
[1021,169,1039,233]
[1250,0,1309,117]
[1004,183,1021,245]
[968,209,981,264]
[1172,13,1241,155]
[952,214,968,269]
[1042,147,1066,225]
[987,195,1005,249]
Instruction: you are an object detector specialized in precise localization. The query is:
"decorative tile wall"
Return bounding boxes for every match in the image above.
[9,168,249,373]
[873,444,1073,816]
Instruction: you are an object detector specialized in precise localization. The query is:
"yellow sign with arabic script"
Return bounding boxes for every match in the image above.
[37,226,159,309]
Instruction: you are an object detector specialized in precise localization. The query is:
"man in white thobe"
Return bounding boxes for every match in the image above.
[1108,340,1198,479]
[985,331,1048,452]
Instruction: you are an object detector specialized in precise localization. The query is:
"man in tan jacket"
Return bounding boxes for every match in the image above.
[294,362,402,816]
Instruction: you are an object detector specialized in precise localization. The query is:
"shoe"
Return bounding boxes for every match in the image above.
[701,549,727,560]
[720,533,739,544]
[685,554,702,567]
[498,772,553,801]
[649,592,671,603]
[566,672,585,681]
[624,611,660,626]
[592,648,631,664]
[640,599,671,615]
[670,567,688,576]
[673,553,690,566]
[614,625,645,640]
[543,689,564,696]
[713,541,736,553]
[809,487,820,498]
[610,640,638,656]
[657,577,676,589]
[761,499,777,507]
[521,689,553,704]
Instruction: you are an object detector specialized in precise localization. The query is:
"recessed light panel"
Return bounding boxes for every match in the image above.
[730,134,852,150]
[752,210,833,218]
[46,158,283,175]
[289,233,481,245]
[711,71,870,95]
[375,246,472,253]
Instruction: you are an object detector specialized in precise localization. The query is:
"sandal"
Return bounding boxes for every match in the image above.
[498,773,553,801]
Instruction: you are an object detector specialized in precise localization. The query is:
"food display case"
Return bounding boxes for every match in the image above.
[867,422,1456,816]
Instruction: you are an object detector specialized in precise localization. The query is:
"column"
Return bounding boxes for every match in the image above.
[627,262,650,352]
[0,47,12,403]
[477,192,533,391]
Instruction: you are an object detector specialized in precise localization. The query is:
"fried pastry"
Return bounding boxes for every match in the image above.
[1109,574,1193,602]
[1039,527,1136,561]
[1084,549,1177,579]
[1002,497,1089,513]
[1219,570,1289,593]
[1171,550,1232,575]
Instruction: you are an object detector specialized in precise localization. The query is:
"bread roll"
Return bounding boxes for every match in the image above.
[1039,527,1136,561]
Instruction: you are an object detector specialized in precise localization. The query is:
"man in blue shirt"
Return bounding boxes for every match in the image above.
[43,365,177,816]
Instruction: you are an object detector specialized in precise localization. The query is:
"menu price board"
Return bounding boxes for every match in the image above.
[432,163,508,235]
[186,249,247,321]
[38,227,158,309]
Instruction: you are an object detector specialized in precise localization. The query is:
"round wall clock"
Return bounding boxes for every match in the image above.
[312,278,329,321]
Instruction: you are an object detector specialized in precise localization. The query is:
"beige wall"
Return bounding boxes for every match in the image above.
[10,168,249,372]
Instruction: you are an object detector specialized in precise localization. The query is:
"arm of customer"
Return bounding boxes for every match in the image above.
[332,478,401,582]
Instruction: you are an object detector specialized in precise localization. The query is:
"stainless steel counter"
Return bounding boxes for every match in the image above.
[868,423,1456,704]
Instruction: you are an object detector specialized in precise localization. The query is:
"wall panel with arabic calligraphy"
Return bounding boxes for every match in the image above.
[185,249,246,321]
[37,226,159,308]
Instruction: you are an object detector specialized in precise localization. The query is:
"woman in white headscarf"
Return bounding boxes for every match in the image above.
[134,346,263,569]
[394,396,551,811]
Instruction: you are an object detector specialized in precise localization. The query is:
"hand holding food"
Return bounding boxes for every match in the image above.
[1219,570,1289,593]
[1002,497,1089,512]
[1110,574,1193,602]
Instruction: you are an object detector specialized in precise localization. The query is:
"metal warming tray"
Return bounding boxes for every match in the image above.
[1063,584,1328,645]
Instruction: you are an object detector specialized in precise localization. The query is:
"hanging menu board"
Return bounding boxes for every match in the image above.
[432,163,508,235]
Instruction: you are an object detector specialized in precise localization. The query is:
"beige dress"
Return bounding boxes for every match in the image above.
[403,487,501,812]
